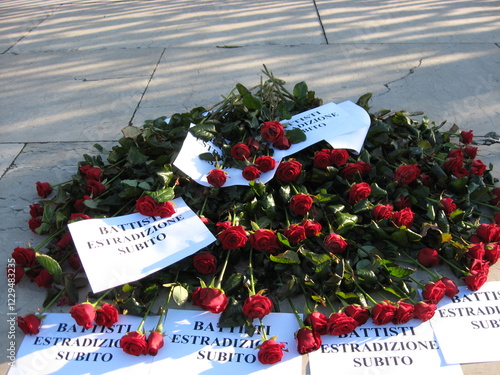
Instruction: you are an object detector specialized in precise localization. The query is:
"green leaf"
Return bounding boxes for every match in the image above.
[36,253,63,278]
[356,269,377,284]
[218,298,246,328]
[285,128,307,144]
[242,94,262,110]
[148,187,175,202]
[198,152,217,162]
[127,146,148,165]
[293,81,308,100]
[222,273,244,295]
[356,93,372,111]
[172,285,189,306]
[270,250,300,264]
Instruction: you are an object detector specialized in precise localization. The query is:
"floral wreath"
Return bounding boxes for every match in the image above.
[11,67,500,362]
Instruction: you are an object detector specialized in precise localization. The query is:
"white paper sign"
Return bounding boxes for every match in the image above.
[308,320,462,375]
[149,309,303,375]
[68,197,216,292]
[9,313,153,375]
[430,281,500,364]
[173,101,370,187]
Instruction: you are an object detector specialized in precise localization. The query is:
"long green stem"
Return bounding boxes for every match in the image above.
[248,248,256,296]
[287,297,305,328]
[39,288,66,315]
[92,288,114,306]
[215,251,231,289]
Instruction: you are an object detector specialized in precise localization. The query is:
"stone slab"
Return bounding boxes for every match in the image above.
[0,144,23,178]
[0,48,164,142]
[10,0,324,53]
[316,0,500,44]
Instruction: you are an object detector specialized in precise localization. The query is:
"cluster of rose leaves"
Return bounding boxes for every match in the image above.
[10,74,500,362]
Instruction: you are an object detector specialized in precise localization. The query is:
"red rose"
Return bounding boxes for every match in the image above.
[371,301,397,325]
[230,143,251,160]
[95,303,119,327]
[394,196,412,210]
[443,156,469,178]
[330,149,349,166]
[484,243,500,265]
[154,201,175,218]
[55,232,72,249]
[215,221,232,233]
[470,258,489,272]
[36,181,52,198]
[242,294,273,319]
[28,216,42,233]
[391,207,415,228]
[147,331,164,356]
[302,220,322,237]
[326,312,358,335]
[304,312,328,335]
[69,213,90,221]
[29,203,44,217]
[419,173,434,186]
[460,130,473,144]
[120,331,148,356]
[34,269,53,288]
[246,137,261,152]
[276,160,302,182]
[372,204,393,221]
[260,121,285,143]
[465,268,489,291]
[394,164,421,185]
[392,302,414,324]
[258,339,286,365]
[344,304,370,327]
[467,242,485,260]
[413,301,437,322]
[341,161,371,181]
[314,149,333,168]
[17,314,41,335]
[207,168,227,187]
[193,253,217,274]
[323,232,347,254]
[283,224,306,243]
[439,277,459,298]
[495,212,500,225]
[417,248,439,267]
[255,156,276,172]
[476,223,500,242]
[84,167,103,181]
[471,159,487,176]
[422,280,447,304]
[70,303,96,329]
[464,146,477,159]
[440,198,457,215]
[290,194,313,216]
[68,253,82,270]
[273,135,291,150]
[218,225,248,250]
[348,182,371,204]
[9,266,25,285]
[296,327,322,354]
[242,165,261,181]
[249,229,281,254]
[491,187,500,205]
[86,180,106,196]
[12,247,36,268]
[191,287,228,313]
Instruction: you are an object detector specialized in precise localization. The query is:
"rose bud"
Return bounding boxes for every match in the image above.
[85,179,106,196]
[249,229,281,255]
[29,203,44,217]
[289,194,313,216]
[326,312,358,335]
[330,149,349,166]
[371,300,397,325]
[242,294,273,320]
[257,339,286,365]
[69,213,91,221]
[95,303,119,328]
[464,146,477,159]
[273,135,291,150]
[18,314,42,335]
[302,220,322,237]
[12,247,37,268]
[323,232,348,254]
[440,198,457,216]
[207,169,227,187]
[191,287,228,313]
[120,331,148,356]
[295,327,322,354]
[417,248,440,267]
[484,243,500,265]
[28,217,42,233]
[217,225,248,250]
[467,242,485,260]
[36,181,53,198]
[275,160,302,182]
[439,277,459,298]
[68,253,82,271]
[242,165,261,181]
[391,207,415,228]
[464,267,489,291]
[34,269,53,289]
[147,331,165,356]
[421,280,447,304]
[348,182,371,204]
[413,301,437,322]
[260,121,285,143]
[135,196,157,216]
[394,164,421,185]
[372,204,393,221]
[193,253,217,274]
[154,201,176,218]
[392,302,415,324]
[471,159,487,176]
[8,265,25,285]
[460,130,473,144]
[344,304,370,327]
[314,149,333,168]
[255,156,276,172]
[70,303,96,329]
[341,161,371,181]
[230,143,251,160]
[304,311,328,335]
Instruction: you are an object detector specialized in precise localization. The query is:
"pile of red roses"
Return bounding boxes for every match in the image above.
[11,70,500,364]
